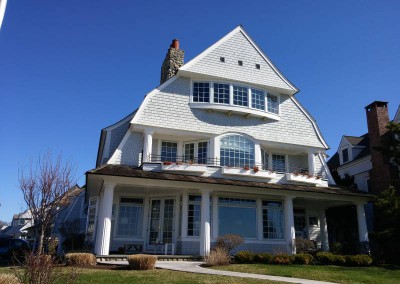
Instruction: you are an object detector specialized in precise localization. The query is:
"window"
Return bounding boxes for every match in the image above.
[219,198,257,238]
[255,64,261,69]
[220,135,255,167]
[251,88,265,110]
[233,85,248,106]
[272,154,286,173]
[294,209,307,238]
[187,195,201,236]
[86,198,97,238]
[238,60,243,66]
[193,82,210,103]
[261,148,269,170]
[220,57,225,62]
[213,83,230,104]
[161,141,177,162]
[262,201,284,239]
[267,94,279,114]
[117,198,144,237]
[342,148,349,163]
[184,141,208,164]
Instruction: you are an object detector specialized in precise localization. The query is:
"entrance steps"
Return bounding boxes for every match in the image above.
[96,254,202,262]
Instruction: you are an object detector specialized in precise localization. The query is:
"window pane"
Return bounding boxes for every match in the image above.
[161,142,177,162]
[193,82,210,103]
[219,206,257,238]
[267,94,279,114]
[220,135,255,167]
[251,88,265,110]
[272,154,285,173]
[261,148,269,170]
[184,143,195,162]
[233,85,248,106]
[262,205,284,239]
[213,83,230,104]
[198,141,208,164]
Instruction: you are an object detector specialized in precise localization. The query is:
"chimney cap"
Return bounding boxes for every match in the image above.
[170,39,179,49]
[365,101,388,111]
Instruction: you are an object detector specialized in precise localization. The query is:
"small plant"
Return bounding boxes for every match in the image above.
[293,253,314,265]
[234,251,255,263]
[216,234,244,253]
[243,165,250,171]
[204,247,230,266]
[253,166,259,173]
[175,161,182,165]
[127,254,157,270]
[0,274,19,284]
[272,253,294,265]
[163,161,172,165]
[254,253,273,264]
[344,254,373,267]
[295,238,317,253]
[316,252,345,265]
[65,253,97,266]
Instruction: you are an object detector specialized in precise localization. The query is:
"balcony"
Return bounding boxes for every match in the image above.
[221,164,276,179]
[285,167,327,186]
[147,155,216,174]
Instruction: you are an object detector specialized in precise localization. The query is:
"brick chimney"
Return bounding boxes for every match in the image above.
[365,101,391,194]
[160,39,184,84]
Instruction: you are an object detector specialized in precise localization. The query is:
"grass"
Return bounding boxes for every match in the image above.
[0,266,284,284]
[212,264,400,284]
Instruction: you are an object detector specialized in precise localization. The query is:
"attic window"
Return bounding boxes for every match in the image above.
[238,60,243,66]
[255,64,261,69]
[220,57,225,63]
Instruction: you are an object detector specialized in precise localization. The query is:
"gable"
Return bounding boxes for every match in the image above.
[179,26,297,95]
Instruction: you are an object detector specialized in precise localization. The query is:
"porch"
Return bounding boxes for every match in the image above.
[86,166,372,257]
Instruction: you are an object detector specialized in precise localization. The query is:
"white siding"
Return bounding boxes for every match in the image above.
[135,77,325,148]
[183,30,293,92]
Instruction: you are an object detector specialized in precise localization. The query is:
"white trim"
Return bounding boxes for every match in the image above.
[0,0,7,30]
[290,96,329,149]
[337,155,371,171]
[179,26,298,94]
[318,152,335,185]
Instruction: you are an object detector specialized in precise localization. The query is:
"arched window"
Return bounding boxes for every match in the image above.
[220,135,255,167]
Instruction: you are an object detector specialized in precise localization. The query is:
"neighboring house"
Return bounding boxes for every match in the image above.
[328,102,400,194]
[52,185,87,255]
[86,26,372,256]
[0,210,34,239]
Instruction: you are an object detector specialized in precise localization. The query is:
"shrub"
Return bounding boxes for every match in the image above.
[65,253,97,266]
[204,247,231,266]
[272,254,294,265]
[0,274,19,284]
[293,253,314,265]
[254,253,273,264]
[234,251,255,263]
[216,234,244,253]
[316,252,345,265]
[127,254,157,270]
[345,254,373,267]
[295,238,317,253]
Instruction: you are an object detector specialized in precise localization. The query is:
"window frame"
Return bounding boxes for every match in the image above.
[262,200,284,240]
[219,134,255,168]
[183,140,208,164]
[161,141,178,162]
[191,80,280,116]
[116,197,144,238]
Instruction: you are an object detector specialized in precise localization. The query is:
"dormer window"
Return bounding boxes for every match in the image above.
[190,81,280,119]
[342,148,349,163]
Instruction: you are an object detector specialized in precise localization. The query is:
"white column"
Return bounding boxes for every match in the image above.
[308,150,315,176]
[200,190,211,257]
[268,152,273,171]
[209,137,219,166]
[94,182,115,255]
[284,196,296,254]
[177,141,183,161]
[319,208,329,251]
[181,193,188,238]
[254,143,261,167]
[143,129,154,162]
[356,202,369,243]
[285,154,290,173]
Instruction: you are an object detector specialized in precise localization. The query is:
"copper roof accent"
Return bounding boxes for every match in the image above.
[87,165,374,198]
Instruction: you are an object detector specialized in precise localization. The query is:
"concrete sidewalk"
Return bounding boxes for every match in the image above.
[98,260,337,284]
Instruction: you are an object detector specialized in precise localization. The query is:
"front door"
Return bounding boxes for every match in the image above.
[147,198,175,252]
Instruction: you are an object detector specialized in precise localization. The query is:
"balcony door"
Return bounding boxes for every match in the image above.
[146,198,175,252]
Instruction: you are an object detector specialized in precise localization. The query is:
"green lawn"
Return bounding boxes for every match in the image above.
[0,266,284,284]
[212,264,400,284]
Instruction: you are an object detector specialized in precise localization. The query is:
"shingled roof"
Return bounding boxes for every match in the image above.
[87,164,373,198]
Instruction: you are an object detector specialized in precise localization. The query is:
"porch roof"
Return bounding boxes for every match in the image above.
[86,165,374,198]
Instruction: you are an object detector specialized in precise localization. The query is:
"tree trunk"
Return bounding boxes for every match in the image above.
[38,227,45,255]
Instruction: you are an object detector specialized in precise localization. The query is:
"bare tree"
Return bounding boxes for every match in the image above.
[19,152,75,254]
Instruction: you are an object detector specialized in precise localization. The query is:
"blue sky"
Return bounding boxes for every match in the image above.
[0,1,399,221]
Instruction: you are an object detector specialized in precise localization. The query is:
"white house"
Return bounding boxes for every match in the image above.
[86,26,372,256]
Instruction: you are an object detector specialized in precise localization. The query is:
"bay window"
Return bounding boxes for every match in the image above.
[213,83,230,104]
[251,88,265,110]
[193,82,210,103]
[233,85,248,106]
